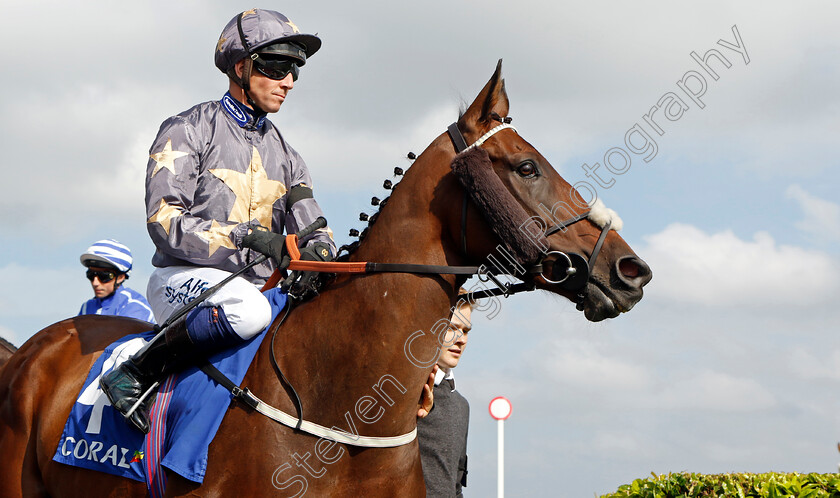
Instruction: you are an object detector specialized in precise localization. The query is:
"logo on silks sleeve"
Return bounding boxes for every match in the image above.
[52,333,156,482]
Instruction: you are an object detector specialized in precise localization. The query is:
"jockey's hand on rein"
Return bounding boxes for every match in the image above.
[285,242,333,301]
[241,227,291,269]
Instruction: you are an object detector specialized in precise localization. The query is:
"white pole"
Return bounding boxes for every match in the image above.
[497,418,505,498]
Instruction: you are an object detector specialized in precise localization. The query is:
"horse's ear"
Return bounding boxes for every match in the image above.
[460,59,510,129]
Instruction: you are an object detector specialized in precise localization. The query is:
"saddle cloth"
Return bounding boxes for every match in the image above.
[52,288,288,495]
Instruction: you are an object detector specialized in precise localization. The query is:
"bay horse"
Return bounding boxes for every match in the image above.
[0,61,651,497]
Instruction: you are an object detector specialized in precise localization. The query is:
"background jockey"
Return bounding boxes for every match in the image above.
[100,9,336,434]
[78,239,155,323]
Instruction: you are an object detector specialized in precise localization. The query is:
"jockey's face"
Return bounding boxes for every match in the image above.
[438,304,471,372]
[232,59,295,114]
[87,266,125,299]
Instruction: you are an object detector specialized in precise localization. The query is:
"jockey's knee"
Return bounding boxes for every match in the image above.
[149,267,273,342]
[219,294,272,340]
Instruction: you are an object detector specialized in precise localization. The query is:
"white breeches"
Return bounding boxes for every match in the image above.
[146,266,272,340]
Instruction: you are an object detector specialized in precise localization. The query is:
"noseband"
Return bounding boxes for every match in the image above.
[447,120,614,301]
[541,215,611,295]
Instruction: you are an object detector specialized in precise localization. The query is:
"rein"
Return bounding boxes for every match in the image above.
[264,218,544,284]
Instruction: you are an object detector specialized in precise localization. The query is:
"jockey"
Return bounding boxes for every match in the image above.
[100,9,336,433]
[78,239,155,323]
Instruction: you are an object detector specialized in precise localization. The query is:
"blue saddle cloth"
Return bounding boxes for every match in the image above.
[53,288,288,495]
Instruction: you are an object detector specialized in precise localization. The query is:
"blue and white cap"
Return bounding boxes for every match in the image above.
[80,239,133,274]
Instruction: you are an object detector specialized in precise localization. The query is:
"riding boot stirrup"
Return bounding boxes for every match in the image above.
[99,323,193,434]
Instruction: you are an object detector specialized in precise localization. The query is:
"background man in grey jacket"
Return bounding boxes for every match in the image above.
[418,290,472,497]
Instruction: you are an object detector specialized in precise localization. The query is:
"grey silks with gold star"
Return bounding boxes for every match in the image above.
[145,98,335,285]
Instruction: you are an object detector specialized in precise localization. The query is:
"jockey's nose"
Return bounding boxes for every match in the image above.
[616,256,652,289]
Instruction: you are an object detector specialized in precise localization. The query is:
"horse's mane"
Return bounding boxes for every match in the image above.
[0,336,16,353]
[335,105,469,260]
[335,169,405,260]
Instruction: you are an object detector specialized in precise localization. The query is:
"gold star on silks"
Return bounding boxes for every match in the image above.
[196,220,237,256]
[150,138,189,177]
[216,36,226,52]
[285,19,300,33]
[209,146,287,229]
[147,199,183,235]
[241,8,257,16]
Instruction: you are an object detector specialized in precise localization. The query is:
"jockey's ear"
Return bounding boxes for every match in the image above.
[234,60,246,80]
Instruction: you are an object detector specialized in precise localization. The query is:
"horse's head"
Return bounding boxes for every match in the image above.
[445,61,652,321]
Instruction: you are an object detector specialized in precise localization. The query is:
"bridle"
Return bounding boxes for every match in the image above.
[447,119,613,303]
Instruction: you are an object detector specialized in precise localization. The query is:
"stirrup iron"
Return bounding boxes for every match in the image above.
[122,380,160,420]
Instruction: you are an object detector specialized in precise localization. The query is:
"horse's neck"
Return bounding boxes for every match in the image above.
[263,140,461,435]
[352,138,458,268]
[343,138,461,356]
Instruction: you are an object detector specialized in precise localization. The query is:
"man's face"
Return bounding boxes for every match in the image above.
[437,305,471,371]
[87,266,125,299]
[235,59,295,113]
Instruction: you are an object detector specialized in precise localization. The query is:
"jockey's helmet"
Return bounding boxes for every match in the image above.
[80,239,133,275]
[215,9,321,90]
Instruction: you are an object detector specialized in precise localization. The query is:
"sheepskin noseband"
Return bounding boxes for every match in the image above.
[450,147,548,266]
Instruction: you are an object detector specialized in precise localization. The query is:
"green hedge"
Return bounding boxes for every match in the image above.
[601,472,840,497]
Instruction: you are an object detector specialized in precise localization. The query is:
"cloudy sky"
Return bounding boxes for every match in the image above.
[1,1,838,496]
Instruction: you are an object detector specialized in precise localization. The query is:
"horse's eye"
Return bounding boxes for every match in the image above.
[517,161,537,178]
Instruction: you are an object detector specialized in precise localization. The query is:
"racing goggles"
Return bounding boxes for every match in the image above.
[253,56,300,81]
[86,269,116,283]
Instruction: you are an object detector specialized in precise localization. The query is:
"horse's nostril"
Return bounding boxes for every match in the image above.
[616,256,652,287]
[619,259,639,278]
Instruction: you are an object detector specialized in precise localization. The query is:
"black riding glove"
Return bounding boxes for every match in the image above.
[241,227,291,269]
[284,242,333,301]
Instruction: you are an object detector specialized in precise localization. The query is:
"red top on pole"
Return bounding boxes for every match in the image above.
[488,396,512,420]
